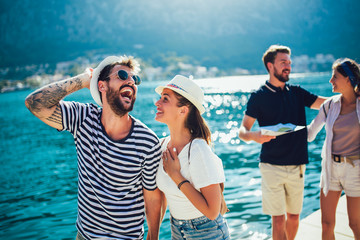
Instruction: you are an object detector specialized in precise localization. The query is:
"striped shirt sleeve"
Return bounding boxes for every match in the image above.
[60,101,90,136]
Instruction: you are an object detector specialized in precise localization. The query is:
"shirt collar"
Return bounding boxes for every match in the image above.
[265,81,289,93]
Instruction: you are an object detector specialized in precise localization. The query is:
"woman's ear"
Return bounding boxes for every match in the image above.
[179,106,189,115]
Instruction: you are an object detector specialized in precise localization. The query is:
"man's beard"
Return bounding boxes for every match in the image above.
[274,66,290,83]
[106,86,136,117]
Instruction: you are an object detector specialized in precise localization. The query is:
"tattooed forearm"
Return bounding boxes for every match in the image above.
[46,105,62,124]
[25,76,84,113]
[25,73,89,129]
[42,83,68,108]
[69,77,83,90]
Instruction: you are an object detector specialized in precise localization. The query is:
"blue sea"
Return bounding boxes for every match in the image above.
[0,73,333,239]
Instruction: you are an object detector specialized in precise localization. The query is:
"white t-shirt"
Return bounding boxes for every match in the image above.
[156,137,226,220]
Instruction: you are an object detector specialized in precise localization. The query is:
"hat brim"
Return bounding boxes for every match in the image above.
[155,85,205,114]
[90,56,122,106]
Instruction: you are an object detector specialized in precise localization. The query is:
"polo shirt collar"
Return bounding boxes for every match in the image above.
[265,81,290,93]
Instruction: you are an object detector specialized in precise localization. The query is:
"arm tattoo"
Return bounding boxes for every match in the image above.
[46,105,62,124]
[26,76,83,113]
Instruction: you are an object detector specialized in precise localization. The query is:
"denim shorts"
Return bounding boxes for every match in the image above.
[170,213,230,240]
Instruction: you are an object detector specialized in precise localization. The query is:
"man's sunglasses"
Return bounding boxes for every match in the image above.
[106,69,141,85]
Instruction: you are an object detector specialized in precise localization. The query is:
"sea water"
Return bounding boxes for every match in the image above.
[0,73,333,239]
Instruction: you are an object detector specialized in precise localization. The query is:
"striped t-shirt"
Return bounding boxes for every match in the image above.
[60,101,161,239]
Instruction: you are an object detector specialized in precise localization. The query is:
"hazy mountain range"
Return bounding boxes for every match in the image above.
[1,0,360,79]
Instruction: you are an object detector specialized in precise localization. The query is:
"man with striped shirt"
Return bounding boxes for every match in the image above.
[25,56,163,239]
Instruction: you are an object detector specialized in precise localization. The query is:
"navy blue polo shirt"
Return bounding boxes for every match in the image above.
[246,81,318,165]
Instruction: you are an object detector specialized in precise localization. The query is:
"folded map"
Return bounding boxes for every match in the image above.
[260,123,305,136]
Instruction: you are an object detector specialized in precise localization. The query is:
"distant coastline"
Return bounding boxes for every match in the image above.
[1,83,30,93]
[0,52,336,94]
[0,71,331,94]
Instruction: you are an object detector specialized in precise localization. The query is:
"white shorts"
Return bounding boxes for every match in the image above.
[259,163,305,216]
[322,159,360,197]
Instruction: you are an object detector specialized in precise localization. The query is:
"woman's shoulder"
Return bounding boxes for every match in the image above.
[191,138,210,149]
[321,95,340,108]
[189,139,223,168]
[328,94,341,102]
[190,139,216,157]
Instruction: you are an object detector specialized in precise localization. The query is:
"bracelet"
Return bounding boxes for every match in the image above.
[177,180,190,190]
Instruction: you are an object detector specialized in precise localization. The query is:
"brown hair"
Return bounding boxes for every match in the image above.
[98,55,140,82]
[173,92,211,145]
[333,58,360,96]
[262,45,291,72]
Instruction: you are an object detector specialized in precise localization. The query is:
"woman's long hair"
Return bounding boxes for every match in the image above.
[174,92,211,145]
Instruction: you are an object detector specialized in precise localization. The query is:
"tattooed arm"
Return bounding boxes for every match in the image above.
[25,70,91,130]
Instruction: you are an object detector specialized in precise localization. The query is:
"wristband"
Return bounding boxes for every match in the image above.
[177,180,190,190]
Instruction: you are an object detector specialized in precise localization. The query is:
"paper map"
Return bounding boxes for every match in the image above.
[260,123,305,136]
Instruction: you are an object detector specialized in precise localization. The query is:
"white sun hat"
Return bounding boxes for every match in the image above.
[90,56,123,106]
[155,75,205,114]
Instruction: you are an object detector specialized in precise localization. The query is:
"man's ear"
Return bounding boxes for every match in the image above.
[267,62,273,73]
[98,81,107,93]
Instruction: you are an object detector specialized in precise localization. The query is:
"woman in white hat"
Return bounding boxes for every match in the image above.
[154,75,230,239]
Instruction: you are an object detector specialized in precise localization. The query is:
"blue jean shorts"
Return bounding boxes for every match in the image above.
[170,214,230,240]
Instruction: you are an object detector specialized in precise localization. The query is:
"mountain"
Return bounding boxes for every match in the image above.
[1,0,360,77]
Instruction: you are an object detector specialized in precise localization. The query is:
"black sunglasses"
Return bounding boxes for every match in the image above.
[106,69,141,85]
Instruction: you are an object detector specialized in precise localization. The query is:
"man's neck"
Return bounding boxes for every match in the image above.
[268,75,286,89]
[101,108,132,141]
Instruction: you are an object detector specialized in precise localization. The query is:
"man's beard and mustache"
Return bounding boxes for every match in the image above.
[106,85,136,117]
[274,66,290,83]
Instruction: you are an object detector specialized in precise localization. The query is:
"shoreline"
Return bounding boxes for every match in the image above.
[1,71,331,94]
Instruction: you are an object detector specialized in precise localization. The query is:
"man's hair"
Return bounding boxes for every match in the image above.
[333,58,360,96]
[262,45,291,72]
[98,55,140,82]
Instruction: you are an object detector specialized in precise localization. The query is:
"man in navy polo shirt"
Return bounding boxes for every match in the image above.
[239,45,326,240]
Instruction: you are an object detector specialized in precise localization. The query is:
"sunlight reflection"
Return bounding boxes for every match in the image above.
[196,73,315,94]
[249,231,269,240]
[212,128,239,144]
[236,145,243,152]
[241,224,249,231]
[197,75,267,93]
[226,121,238,129]
[248,178,261,186]
[243,190,262,197]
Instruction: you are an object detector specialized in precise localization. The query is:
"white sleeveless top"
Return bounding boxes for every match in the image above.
[156,137,226,220]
